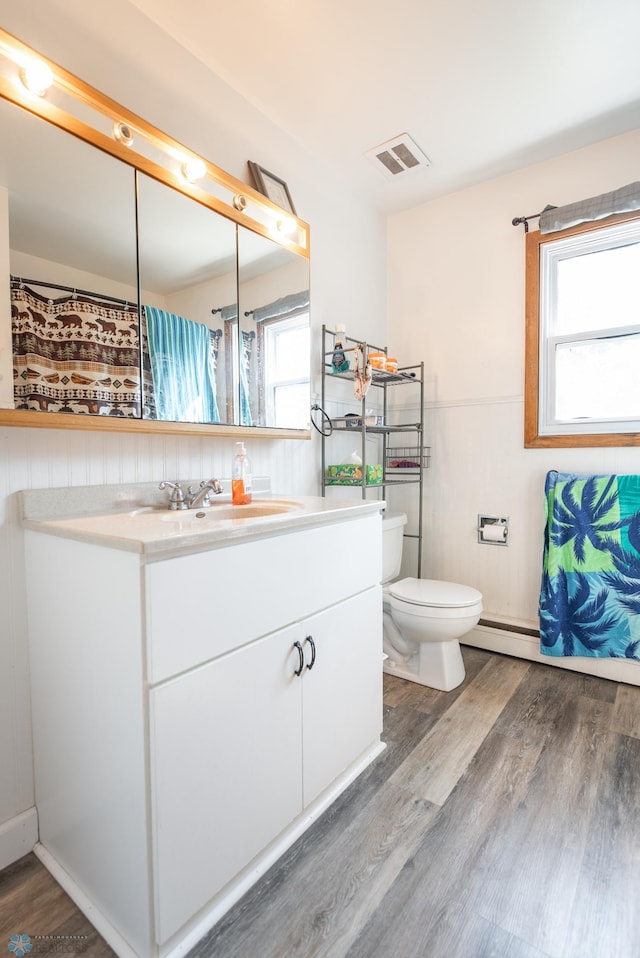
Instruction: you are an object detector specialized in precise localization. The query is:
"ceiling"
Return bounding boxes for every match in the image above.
[126,0,640,216]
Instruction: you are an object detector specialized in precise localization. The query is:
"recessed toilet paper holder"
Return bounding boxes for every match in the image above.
[478,515,509,546]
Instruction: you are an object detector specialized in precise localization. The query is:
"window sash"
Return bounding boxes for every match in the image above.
[262,313,310,428]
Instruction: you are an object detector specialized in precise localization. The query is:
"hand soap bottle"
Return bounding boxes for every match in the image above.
[232,441,252,505]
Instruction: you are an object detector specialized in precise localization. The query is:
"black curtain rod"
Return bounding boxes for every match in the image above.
[511,212,542,233]
[512,204,557,233]
[11,276,138,309]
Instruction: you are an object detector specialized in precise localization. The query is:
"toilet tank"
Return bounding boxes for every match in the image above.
[381,512,407,583]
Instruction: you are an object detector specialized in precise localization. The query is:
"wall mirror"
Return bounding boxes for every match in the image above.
[1,93,141,417]
[137,172,237,426]
[0,28,310,438]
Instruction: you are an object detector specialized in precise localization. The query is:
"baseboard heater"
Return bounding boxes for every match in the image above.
[478,617,539,637]
[468,617,640,687]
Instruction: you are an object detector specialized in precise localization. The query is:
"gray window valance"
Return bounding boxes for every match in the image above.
[539,181,640,234]
[220,305,238,323]
[252,290,310,324]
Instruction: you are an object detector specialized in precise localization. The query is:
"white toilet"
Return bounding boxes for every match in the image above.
[382,512,483,691]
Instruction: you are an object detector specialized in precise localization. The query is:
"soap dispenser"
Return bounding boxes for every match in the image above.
[232,442,252,505]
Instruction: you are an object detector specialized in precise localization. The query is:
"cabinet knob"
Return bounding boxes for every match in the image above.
[293,640,304,677]
[305,635,316,670]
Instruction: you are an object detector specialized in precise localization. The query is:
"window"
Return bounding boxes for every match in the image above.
[525,212,640,447]
[261,312,310,429]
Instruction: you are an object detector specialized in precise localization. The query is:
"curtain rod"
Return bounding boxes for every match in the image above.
[512,204,557,233]
[511,212,541,233]
[11,276,138,309]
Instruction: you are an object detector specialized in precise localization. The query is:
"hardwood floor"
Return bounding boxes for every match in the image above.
[3,646,640,958]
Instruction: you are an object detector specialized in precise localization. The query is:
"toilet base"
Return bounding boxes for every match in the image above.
[383,638,466,692]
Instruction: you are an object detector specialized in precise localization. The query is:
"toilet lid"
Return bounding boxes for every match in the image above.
[389,577,482,608]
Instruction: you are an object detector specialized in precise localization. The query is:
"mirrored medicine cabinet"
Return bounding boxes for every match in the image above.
[0,28,311,438]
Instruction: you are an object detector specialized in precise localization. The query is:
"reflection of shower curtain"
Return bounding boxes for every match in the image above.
[144,305,220,423]
[240,330,253,426]
[11,279,146,416]
[220,305,253,425]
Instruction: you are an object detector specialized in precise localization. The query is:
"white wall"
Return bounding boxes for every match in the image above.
[388,128,640,626]
[0,0,387,860]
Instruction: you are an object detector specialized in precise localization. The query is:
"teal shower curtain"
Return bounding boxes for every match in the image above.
[144,306,220,423]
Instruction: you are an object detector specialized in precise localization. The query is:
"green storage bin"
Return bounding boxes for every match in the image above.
[326,463,383,486]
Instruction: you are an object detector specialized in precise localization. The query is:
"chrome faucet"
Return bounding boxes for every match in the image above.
[158,478,223,510]
[186,478,223,508]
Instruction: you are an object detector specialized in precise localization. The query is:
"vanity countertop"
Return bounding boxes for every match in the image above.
[19,481,384,559]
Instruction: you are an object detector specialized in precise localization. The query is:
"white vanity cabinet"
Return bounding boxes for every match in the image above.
[23,501,383,958]
[151,587,380,945]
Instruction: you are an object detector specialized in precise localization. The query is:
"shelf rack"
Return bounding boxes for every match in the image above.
[319,324,427,576]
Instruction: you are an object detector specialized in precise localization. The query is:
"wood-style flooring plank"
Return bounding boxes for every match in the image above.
[494,662,596,745]
[345,728,544,958]
[377,897,553,958]
[389,654,530,805]
[611,682,640,739]
[0,853,115,957]
[562,731,640,957]
[464,694,614,957]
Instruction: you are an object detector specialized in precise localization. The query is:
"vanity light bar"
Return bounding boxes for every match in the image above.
[0,28,309,256]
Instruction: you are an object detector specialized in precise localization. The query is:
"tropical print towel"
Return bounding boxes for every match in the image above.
[540,470,640,660]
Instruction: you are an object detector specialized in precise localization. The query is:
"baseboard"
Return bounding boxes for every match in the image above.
[465,621,640,687]
[0,807,38,870]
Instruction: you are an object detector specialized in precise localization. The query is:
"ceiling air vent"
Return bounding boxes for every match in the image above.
[365,133,430,180]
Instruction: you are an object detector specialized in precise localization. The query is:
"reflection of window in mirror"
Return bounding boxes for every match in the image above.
[262,313,310,429]
[237,225,310,429]
[525,213,640,448]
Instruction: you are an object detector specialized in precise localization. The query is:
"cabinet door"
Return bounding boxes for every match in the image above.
[301,586,383,806]
[149,625,304,944]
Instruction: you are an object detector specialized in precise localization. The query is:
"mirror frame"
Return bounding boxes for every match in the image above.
[0,28,311,439]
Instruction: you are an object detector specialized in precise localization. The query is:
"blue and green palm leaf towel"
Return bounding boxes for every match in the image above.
[540,471,640,660]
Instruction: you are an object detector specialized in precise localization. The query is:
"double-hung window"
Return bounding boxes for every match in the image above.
[525,213,640,447]
[261,311,310,429]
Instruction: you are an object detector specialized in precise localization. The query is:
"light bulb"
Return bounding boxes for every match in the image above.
[20,60,53,96]
[181,157,206,183]
[276,216,297,240]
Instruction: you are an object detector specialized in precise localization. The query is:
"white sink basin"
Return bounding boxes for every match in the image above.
[131,499,303,523]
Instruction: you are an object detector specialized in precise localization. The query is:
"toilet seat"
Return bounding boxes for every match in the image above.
[389,577,482,609]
